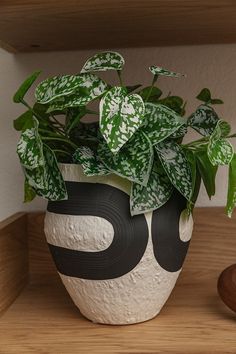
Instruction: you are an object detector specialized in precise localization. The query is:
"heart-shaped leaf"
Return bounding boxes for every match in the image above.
[14,71,41,103]
[25,145,67,200]
[35,73,108,104]
[80,51,125,73]
[196,88,224,105]
[149,66,186,78]
[226,154,236,217]
[73,146,110,176]
[17,117,44,170]
[188,105,219,136]
[138,86,162,102]
[207,120,234,166]
[155,140,192,200]
[130,159,173,215]
[100,86,145,154]
[142,103,185,145]
[98,132,153,185]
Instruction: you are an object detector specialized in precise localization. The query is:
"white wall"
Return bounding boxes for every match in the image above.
[1,44,236,221]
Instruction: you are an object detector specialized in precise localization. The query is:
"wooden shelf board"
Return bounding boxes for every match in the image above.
[1,1,236,52]
[0,208,236,353]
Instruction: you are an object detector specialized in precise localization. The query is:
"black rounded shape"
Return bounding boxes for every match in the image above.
[47,182,149,280]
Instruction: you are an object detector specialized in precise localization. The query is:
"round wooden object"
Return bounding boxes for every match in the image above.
[217,264,236,313]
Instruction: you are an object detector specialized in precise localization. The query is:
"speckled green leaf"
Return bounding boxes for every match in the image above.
[143,103,185,145]
[25,145,67,201]
[155,140,192,200]
[81,51,125,73]
[100,87,145,153]
[17,117,44,170]
[73,146,110,176]
[98,132,153,186]
[207,120,234,166]
[188,105,219,136]
[130,160,173,215]
[170,124,188,139]
[36,73,108,104]
[226,154,236,217]
[149,66,186,78]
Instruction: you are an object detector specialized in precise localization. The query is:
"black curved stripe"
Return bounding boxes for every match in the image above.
[47,182,149,280]
[151,190,190,272]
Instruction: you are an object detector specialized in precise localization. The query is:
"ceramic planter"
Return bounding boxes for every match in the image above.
[44,163,193,325]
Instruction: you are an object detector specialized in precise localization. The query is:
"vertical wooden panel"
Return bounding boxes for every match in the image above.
[0,213,28,313]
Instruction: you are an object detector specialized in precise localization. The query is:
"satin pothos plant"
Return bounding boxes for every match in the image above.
[13,51,236,217]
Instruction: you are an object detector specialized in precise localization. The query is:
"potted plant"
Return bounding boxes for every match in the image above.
[13,51,236,325]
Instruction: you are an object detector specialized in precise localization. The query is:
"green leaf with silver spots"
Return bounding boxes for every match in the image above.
[149,66,186,78]
[81,51,125,73]
[98,132,153,186]
[155,140,192,200]
[36,73,108,104]
[142,103,185,145]
[25,145,67,201]
[73,146,110,176]
[226,154,236,217]
[188,105,219,136]
[130,160,173,215]
[100,86,145,153]
[207,120,234,166]
[17,117,44,170]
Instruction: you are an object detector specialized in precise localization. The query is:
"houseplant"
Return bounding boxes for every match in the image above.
[13,51,236,325]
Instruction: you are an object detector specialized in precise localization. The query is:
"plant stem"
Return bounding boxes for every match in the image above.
[53,149,71,157]
[117,70,123,86]
[145,74,158,102]
[50,115,64,129]
[41,137,78,149]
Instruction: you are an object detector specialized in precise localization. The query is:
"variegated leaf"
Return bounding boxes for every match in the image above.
[81,51,125,73]
[226,154,236,217]
[155,140,192,200]
[25,145,67,200]
[142,103,185,145]
[188,105,219,136]
[100,87,145,154]
[73,146,110,176]
[130,160,173,215]
[170,124,188,139]
[35,73,108,104]
[98,132,153,186]
[207,120,234,166]
[149,66,186,78]
[17,117,44,170]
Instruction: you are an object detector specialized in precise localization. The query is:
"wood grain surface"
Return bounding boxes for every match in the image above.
[1,1,236,52]
[0,213,28,314]
[0,208,236,353]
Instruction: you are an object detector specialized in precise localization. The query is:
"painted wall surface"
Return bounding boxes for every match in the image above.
[1,44,236,221]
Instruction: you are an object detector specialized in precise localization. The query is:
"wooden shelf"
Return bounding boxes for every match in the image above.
[0,209,236,353]
[1,1,236,52]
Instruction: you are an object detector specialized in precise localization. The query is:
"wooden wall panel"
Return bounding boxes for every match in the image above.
[0,213,28,313]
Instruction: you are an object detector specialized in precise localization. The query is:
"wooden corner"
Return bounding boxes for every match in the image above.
[0,213,29,314]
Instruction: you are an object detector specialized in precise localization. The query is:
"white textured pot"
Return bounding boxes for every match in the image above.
[44,163,193,325]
